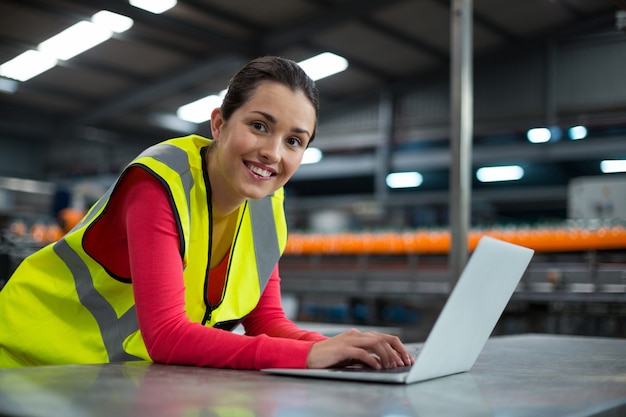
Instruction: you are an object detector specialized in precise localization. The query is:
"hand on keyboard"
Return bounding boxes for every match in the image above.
[306,328,416,369]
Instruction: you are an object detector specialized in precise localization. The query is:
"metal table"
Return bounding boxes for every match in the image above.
[0,334,624,417]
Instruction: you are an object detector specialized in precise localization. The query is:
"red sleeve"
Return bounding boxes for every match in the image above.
[118,167,324,369]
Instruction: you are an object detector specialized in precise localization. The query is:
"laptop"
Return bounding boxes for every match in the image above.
[262,236,534,384]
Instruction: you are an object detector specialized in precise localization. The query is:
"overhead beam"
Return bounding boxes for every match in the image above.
[265,0,408,50]
[285,186,568,211]
[68,56,245,126]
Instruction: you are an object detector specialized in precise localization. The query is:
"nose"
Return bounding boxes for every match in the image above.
[258,136,281,163]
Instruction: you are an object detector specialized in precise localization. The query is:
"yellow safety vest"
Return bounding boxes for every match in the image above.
[0,135,287,367]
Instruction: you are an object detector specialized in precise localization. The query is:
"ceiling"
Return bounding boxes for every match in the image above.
[0,0,624,222]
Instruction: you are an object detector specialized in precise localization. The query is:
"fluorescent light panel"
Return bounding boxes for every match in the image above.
[129,0,177,14]
[0,176,55,195]
[600,160,626,174]
[386,172,423,189]
[527,127,551,144]
[568,125,587,140]
[39,21,112,61]
[0,76,19,93]
[176,90,226,124]
[298,52,348,81]
[476,165,524,182]
[0,50,57,82]
[92,10,134,33]
[0,11,132,82]
[150,113,197,133]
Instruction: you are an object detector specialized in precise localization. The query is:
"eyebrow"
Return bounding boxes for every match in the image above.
[252,110,311,138]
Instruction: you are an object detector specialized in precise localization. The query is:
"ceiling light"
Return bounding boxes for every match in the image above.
[0,50,57,81]
[0,176,55,194]
[386,172,423,189]
[568,125,588,140]
[0,76,19,93]
[600,160,626,174]
[176,91,226,124]
[129,0,177,14]
[39,21,112,61]
[92,11,134,33]
[526,127,551,144]
[298,52,348,81]
[301,147,323,164]
[616,10,626,31]
[176,53,348,123]
[150,113,196,133]
[476,165,524,182]
[0,10,130,82]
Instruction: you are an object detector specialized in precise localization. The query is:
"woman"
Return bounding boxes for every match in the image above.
[0,56,414,370]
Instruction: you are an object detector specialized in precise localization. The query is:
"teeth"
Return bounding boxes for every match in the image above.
[248,163,272,177]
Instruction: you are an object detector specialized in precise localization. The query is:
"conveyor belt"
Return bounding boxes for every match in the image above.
[284,225,626,255]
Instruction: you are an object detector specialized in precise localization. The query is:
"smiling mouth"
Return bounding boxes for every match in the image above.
[246,162,274,178]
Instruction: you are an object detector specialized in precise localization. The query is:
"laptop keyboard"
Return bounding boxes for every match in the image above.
[331,365,413,374]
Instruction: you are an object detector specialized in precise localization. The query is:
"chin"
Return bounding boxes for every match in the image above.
[243,187,274,200]
[245,179,285,200]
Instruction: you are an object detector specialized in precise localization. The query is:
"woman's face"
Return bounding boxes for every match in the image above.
[209,81,316,205]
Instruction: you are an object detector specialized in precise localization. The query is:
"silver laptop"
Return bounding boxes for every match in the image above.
[262,236,534,384]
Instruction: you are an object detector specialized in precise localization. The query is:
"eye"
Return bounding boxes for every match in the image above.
[251,121,267,132]
[286,136,303,148]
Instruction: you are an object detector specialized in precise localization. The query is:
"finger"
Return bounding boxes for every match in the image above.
[359,333,398,368]
[341,330,413,367]
[349,348,382,369]
[382,341,404,368]
[379,333,414,366]
[338,348,382,369]
[366,333,412,367]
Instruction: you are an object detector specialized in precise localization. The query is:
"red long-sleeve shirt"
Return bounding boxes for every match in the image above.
[83,167,326,369]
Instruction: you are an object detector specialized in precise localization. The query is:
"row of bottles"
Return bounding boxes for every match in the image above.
[285,221,626,255]
[2,208,84,247]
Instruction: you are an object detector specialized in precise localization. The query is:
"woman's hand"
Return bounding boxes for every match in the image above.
[305,328,415,369]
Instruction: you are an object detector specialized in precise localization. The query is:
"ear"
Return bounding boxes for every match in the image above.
[210,107,225,140]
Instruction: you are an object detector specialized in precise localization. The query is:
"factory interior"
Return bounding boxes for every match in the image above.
[1,0,626,346]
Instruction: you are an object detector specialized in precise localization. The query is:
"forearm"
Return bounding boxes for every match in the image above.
[143,316,315,369]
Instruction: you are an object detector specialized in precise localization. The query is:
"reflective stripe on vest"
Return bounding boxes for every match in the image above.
[248,197,280,288]
[53,239,142,362]
[140,143,194,238]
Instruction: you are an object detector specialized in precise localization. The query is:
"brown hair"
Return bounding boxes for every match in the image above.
[221,56,320,143]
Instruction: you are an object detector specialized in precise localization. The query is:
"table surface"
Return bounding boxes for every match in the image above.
[0,333,625,417]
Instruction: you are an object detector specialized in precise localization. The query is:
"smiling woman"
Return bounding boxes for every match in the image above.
[0,56,414,372]
[207,82,316,209]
